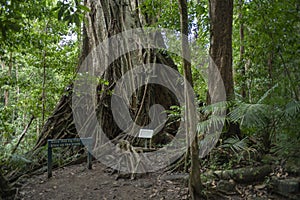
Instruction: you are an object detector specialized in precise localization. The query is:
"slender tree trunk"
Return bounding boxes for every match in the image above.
[41,22,48,128]
[11,115,35,154]
[1,53,12,107]
[179,0,190,174]
[178,0,204,199]
[42,45,46,127]
[239,0,246,100]
[268,51,274,89]
[16,60,19,101]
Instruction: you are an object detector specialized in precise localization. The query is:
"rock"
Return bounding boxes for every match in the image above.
[216,180,236,193]
[160,173,189,181]
[277,179,299,194]
[254,184,266,190]
[136,181,153,188]
[271,178,300,200]
[142,182,153,188]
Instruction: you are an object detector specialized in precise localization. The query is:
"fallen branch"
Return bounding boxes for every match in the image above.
[11,116,35,155]
[206,165,273,183]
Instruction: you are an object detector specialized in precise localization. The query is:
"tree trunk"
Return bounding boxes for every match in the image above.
[239,0,246,100]
[209,0,234,101]
[208,0,241,138]
[1,53,12,107]
[35,0,179,158]
[178,0,205,199]
[41,23,47,128]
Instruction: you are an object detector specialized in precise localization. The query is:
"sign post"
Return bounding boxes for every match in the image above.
[47,137,93,178]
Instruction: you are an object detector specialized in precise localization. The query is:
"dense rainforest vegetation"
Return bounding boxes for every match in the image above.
[0,0,299,199]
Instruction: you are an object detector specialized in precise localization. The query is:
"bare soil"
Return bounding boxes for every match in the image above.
[15,161,285,200]
[16,161,189,200]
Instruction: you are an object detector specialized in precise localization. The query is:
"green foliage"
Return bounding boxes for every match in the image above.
[220,136,258,163]
[0,0,80,164]
[233,0,300,102]
[0,0,26,40]
[229,102,269,129]
[229,96,300,151]
[53,0,90,27]
[229,0,300,159]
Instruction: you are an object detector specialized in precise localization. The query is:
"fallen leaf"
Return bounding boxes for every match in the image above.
[254,184,266,190]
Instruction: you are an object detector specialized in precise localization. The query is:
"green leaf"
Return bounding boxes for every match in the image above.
[229,103,269,128]
[284,101,300,118]
[51,6,60,12]
[257,83,278,104]
[78,5,91,13]
[58,7,65,20]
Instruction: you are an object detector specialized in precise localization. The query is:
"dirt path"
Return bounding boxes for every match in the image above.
[15,161,285,200]
[16,162,190,200]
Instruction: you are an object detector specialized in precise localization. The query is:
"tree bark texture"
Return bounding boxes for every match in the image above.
[35,0,179,150]
[208,0,234,102]
[208,0,241,138]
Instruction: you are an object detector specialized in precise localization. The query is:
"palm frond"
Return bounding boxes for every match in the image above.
[229,102,270,128]
[221,136,247,153]
[284,100,300,118]
[220,136,258,161]
[197,114,226,133]
[257,83,278,104]
[200,101,228,116]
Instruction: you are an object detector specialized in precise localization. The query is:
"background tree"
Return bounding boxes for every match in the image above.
[0,0,80,167]
[231,0,300,152]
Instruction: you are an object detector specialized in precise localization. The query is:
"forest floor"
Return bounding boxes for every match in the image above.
[14,161,290,200]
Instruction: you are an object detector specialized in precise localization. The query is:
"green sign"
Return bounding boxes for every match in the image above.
[47,138,93,178]
[49,138,85,147]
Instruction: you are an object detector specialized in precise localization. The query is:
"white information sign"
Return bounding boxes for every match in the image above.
[138,129,154,139]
